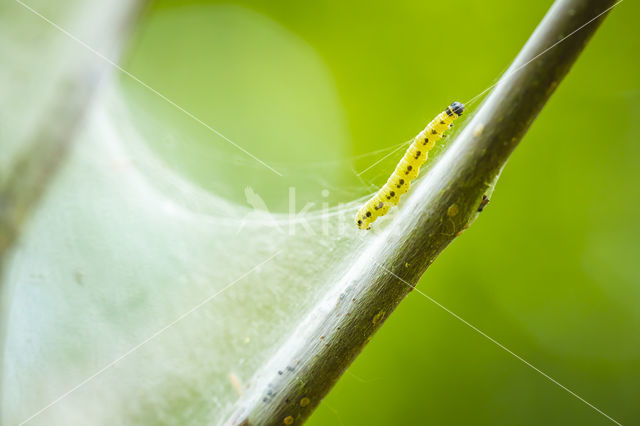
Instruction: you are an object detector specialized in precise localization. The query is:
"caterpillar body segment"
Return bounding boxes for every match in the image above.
[356,102,464,230]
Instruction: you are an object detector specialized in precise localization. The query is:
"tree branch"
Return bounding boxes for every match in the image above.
[224,0,617,424]
[0,1,146,419]
[0,0,147,267]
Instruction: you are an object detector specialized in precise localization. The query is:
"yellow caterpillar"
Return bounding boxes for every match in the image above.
[356,101,465,230]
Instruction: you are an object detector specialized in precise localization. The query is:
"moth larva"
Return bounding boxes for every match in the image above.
[356,101,465,230]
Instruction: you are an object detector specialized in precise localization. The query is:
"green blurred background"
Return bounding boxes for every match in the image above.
[122,0,639,424]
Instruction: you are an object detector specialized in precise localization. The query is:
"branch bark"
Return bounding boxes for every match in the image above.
[224,0,617,424]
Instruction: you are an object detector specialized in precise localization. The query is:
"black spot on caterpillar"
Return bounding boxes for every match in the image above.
[356,101,465,229]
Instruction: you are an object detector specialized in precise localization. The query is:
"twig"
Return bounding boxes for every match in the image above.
[0,0,147,267]
[224,0,617,424]
[0,0,146,420]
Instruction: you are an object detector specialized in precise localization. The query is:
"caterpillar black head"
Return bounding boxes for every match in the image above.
[446,101,465,117]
